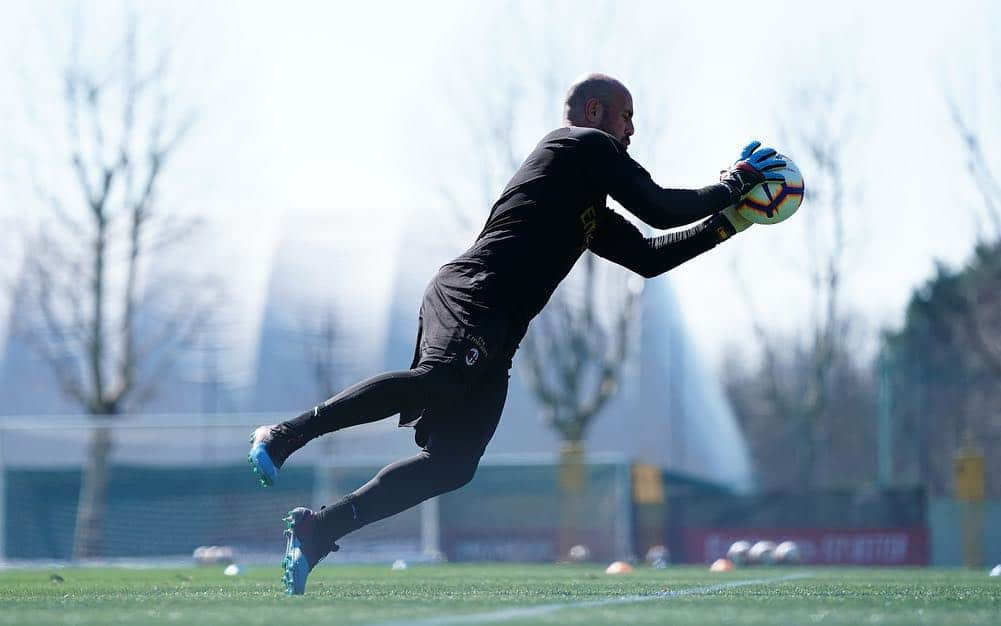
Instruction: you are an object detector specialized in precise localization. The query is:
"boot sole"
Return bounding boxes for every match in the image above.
[247,431,279,487]
[282,510,311,595]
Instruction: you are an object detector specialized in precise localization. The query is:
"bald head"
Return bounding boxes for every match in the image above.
[563,74,627,122]
[563,73,634,149]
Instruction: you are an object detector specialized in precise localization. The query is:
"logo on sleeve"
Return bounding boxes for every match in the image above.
[465,347,480,366]
[580,204,598,250]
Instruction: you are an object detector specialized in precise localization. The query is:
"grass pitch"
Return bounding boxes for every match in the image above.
[1,563,998,625]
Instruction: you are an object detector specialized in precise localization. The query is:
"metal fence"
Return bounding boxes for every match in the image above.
[0,415,634,565]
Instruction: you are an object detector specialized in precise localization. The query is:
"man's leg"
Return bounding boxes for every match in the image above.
[316,371,506,541]
[249,362,463,485]
[280,373,507,594]
[313,433,485,542]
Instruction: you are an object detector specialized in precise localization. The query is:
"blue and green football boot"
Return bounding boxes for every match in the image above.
[282,507,338,595]
[248,424,305,487]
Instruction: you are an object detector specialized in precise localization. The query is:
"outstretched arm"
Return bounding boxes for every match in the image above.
[588,207,737,278]
[583,133,784,229]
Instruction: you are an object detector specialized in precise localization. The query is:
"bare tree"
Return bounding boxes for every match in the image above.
[782,81,855,488]
[727,76,872,491]
[943,92,1001,375]
[520,256,642,554]
[296,306,352,506]
[300,309,344,399]
[946,96,1001,243]
[724,316,877,491]
[520,257,642,445]
[11,11,211,558]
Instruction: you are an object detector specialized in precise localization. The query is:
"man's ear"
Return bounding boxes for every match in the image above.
[585,97,603,123]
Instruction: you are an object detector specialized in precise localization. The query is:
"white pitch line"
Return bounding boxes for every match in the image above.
[370,571,813,626]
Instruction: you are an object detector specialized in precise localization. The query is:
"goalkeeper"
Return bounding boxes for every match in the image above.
[248,73,784,594]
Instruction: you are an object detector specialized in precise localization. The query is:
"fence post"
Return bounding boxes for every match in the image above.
[954,431,985,567]
[0,426,6,562]
[312,438,338,509]
[421,497,444,561]
[877,350,894,486]
[613,461,635,561]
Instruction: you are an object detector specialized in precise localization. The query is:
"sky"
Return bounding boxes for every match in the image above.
[1,0,999,374]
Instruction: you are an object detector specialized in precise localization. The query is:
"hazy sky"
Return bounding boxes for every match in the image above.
[2,0,999,373]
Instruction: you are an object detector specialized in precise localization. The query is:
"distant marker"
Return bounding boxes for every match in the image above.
[605,561,634,574]
[709,558,734,572]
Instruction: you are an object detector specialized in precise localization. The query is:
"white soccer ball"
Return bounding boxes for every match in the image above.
[568,544,591,562]
[748,541,777,566]
[223,563,242,576]
[726,540,752,566]
[773,541,802,565]
[645,545,670,568]
[736,154,805,225]
[391,559,408,571]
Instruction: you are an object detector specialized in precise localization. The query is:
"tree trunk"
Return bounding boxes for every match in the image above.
[72,423,113,559]
[558,439,586,560]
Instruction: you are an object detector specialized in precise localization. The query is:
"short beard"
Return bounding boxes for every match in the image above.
[596,109,611,131]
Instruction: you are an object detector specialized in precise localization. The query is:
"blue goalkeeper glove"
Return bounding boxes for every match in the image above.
[719,140,786,203]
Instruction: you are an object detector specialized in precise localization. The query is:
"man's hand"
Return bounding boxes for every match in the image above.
[719,140,786,203]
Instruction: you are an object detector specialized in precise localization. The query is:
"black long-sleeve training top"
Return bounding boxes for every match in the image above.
[434,126,737,334]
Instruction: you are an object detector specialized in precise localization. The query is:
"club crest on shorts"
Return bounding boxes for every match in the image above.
[464,347,480,366]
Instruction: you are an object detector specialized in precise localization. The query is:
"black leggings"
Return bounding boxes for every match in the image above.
[314,433,483,541]
[285,362,465,439]
[283,361,507,543]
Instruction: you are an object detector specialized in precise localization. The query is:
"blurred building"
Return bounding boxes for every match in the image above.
[0,207,751,491]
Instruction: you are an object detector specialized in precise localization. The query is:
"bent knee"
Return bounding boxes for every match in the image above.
[432,455,479,492]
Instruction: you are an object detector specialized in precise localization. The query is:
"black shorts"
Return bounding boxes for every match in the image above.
[402,275,515,452]
[412,270,516,369]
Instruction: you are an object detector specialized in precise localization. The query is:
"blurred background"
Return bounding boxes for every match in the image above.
[0,0,997,569]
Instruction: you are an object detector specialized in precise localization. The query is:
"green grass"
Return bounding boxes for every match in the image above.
[0,564,998,625]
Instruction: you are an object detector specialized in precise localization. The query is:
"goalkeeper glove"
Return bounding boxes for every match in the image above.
[719,140,786,203]
[720,204,752,233]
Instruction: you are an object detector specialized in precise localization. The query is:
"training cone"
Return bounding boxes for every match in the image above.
[605,561,634,574]
[710,558,735,572]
